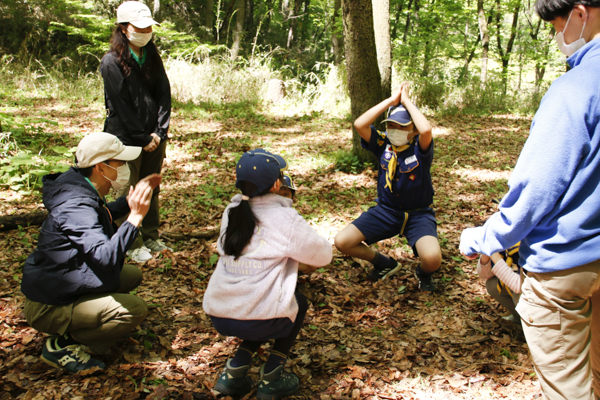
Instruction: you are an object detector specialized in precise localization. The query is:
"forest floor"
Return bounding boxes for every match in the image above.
[0,97,542,399]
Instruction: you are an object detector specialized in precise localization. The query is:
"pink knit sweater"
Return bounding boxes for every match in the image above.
[203,193,333,322]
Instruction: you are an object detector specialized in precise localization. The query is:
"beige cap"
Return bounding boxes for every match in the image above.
[117,1,160,28]
[76,132,141,168]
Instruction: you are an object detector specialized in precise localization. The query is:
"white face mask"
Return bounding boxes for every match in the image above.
[387,129,413,147]
[127,29,152,48]
[554,10,587,57]
[102,163,130,192]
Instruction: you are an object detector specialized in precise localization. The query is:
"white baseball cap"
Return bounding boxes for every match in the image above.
[117,1,160,28]
[76,132,141,168]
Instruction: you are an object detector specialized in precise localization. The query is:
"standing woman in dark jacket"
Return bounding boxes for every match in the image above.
[100,1,171,263]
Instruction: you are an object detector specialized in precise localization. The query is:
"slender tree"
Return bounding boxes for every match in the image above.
[331,0,344,64]
[496,0,521,91]
[373,0,392,99]
[342,0,382,163]
[231,0,246,58]
[477,0,490,83]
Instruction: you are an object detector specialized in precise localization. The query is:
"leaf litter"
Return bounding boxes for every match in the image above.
[0,101,542,399]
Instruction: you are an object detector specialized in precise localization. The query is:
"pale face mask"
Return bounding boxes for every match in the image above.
[554,10,587,57]
[387,128,414,147]
[127,28,152,48]
[102,163,130,192]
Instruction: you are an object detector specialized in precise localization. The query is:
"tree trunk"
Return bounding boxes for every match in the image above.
[206,0,214,36]
[331,0,344,64]
[153,0,161,22]
[391,0,404,39]
[264,0,274,35]
[301,0,311,43]
[477,0,490,83]
[287,0,303,49]
[372,0,391,99]
[403,0,413,43]
[217,0,238,43]
[231,0,246,58]
[342,0,382,164]
[246,0,255,40]
[496,0,521,92]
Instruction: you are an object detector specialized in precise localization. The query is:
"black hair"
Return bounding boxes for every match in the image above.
[108,23,163,79]
[222,173,284,259]
[535,0,600,21]
[74,156,94,177]
[79,166,94,178]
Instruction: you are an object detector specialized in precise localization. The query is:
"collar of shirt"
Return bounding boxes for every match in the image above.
[129,46,146,66]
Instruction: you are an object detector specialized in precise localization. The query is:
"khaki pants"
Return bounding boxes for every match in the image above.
[516,260,600,400]
[23,265,147,354]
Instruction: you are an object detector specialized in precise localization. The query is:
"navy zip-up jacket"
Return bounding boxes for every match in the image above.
[21,168,139,305]
[100,42,171,147]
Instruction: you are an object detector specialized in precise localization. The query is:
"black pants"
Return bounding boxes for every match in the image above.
[210,291,308,356]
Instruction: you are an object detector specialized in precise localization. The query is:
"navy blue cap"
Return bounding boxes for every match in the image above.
[236,148,287,197]
[381,105,413,126]
[282,175,296,192]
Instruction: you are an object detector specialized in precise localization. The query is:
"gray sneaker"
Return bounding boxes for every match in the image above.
[127,246,153,263]
[143,239,173,253]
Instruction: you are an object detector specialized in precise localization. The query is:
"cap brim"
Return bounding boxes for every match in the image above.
[129,18,160,28]
[272,154,288,170]
[113,145,142,161]
[381,118,413,126]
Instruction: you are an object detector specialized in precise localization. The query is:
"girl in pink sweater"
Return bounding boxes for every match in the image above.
[203,149,332,399]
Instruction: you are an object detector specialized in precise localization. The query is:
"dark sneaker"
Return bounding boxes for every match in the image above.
[256,364,299,400]
[368,257,401,281]
[415,265,437,291]
[40,337,106,373]
[214,359,254,398]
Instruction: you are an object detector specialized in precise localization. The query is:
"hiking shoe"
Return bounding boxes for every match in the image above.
[257,363,299,400]
[40,337,105,373]
[368,257,401,281]
[127,246,153,263]
[143,239,173,253]
[415,265,437,291]
[214,359,254,398]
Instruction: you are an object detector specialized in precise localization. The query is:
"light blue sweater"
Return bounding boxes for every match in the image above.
[460,38,600,273]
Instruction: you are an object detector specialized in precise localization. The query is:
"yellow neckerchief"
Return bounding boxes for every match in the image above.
[385,138,414,192]
[496,242,521,295]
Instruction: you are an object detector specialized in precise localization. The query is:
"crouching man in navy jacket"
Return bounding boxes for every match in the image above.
[21,132,161,373]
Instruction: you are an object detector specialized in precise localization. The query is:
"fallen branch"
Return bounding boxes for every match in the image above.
[161,227,220,240]
[0,210,48,231]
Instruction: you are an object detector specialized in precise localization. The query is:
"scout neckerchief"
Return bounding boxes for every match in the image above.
[385,138,414,192]
[496,242,521,295]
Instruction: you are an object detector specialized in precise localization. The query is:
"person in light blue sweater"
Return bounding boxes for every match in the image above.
[460,1,600,398]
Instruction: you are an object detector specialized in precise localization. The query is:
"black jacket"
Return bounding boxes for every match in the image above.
[100,42,171,147]
[21,168,139,305]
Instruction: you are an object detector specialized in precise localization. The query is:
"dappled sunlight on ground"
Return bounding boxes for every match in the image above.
[452,168,512,182]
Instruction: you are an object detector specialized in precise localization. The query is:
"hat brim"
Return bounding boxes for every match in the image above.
[381,118,413,126]
[129,18,160,28]
[113,145,142,162]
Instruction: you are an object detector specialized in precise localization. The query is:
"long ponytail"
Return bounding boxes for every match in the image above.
[222,175,282,259]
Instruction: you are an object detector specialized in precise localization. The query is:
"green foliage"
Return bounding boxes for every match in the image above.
[332,150,370,174]
[0,114,73,194]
